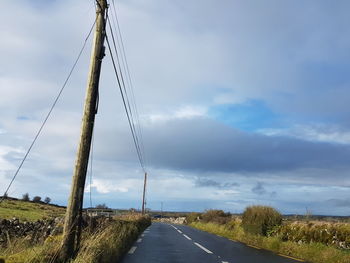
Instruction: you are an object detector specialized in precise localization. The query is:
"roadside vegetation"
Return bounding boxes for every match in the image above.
[0,199,151,263]
[188,206,350,263]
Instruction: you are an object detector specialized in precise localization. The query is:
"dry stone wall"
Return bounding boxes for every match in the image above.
[0,217,63,246]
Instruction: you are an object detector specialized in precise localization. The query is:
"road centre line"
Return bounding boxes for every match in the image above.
[141,234,145,237]
[183,234,192,240]
[194,242,213,254]
[128,246,137,254]
[177,230,182,233]
[137,238,142,243]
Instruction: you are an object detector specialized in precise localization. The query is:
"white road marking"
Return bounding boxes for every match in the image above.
[222,261,229,263]
[177,230,182,233]
[194,242,213,254]
[137,238,142,243]
[141,234,145,237]
[128,246,137,254]
[183,234,192,240]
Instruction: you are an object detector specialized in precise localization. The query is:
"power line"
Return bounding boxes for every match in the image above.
[0,20,97,203]
[110,0,147,168]
[105,20,146,173]
[106,15,145,168]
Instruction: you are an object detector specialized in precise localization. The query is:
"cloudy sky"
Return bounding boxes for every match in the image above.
[1,0,350,216]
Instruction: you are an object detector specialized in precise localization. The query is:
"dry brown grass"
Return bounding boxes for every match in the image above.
[0,215,151,263]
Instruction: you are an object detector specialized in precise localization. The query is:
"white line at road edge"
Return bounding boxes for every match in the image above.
[183,234,192,240]
[128,246,137,254]
[137,238,142,243]
[194,242,213,254]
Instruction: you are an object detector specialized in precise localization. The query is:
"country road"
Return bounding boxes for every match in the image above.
[121,222,303,263]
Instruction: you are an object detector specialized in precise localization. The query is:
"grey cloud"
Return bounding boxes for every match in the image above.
[195,178,239,189]
[252,182,266,195]
[326,199,350,207]
[142,118,350,174]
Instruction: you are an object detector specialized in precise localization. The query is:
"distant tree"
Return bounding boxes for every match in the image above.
[32,196,42,203]
[95,203,108,209]
[44,197,51,204]
[22,193,30,201]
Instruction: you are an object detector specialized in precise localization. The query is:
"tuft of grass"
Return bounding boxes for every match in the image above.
[0,200,65,221]
[190,221,350,263]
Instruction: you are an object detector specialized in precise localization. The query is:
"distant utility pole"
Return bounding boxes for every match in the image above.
[141,172,147,214]
[59,0,107,261]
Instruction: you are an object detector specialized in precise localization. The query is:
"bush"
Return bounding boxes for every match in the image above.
[186,212,201,224]
[242,205,282,236]
[44,197,51,204]
[201,210,231,225]
[22,193,29,201]
[32,196,41,203]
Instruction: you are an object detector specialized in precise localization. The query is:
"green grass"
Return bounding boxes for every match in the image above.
[190,221,350,263]
[0,200,65,221]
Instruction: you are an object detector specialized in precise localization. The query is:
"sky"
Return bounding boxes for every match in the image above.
[1,0,350,216]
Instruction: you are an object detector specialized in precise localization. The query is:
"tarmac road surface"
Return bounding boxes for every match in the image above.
[120,222,303,263]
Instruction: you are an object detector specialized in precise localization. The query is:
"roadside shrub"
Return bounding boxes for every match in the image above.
[22,193,30,201]
[186,212,201,224]
[201,210,231,225]
[32,196,41,203]
[44,197,51,204]
[242,205,282,236]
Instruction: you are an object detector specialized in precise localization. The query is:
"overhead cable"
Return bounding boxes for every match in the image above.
[0,20,97,203]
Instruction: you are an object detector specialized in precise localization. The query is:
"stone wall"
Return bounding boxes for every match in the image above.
[155,217,186,224]
[0,217,64,247]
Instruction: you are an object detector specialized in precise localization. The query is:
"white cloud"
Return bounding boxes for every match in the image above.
[87,179,130,194]
[147,105,207,123]
[258,124,350,144]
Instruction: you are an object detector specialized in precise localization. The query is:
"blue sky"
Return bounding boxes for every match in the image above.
[208,100,282,131]
[1,0,350,216]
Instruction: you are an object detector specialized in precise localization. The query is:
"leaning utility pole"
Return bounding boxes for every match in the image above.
[59,0,107,261]
[141,172,147,214]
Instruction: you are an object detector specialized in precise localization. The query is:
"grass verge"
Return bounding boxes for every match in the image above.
[73,215,150,263]
[0,215,151,263]
[190,221,350,263]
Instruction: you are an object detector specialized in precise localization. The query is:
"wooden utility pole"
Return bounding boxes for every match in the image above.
[59,0,107,261]
[141,172,147,214]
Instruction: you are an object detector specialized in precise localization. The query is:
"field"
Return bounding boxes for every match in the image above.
[0,199,65,221]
